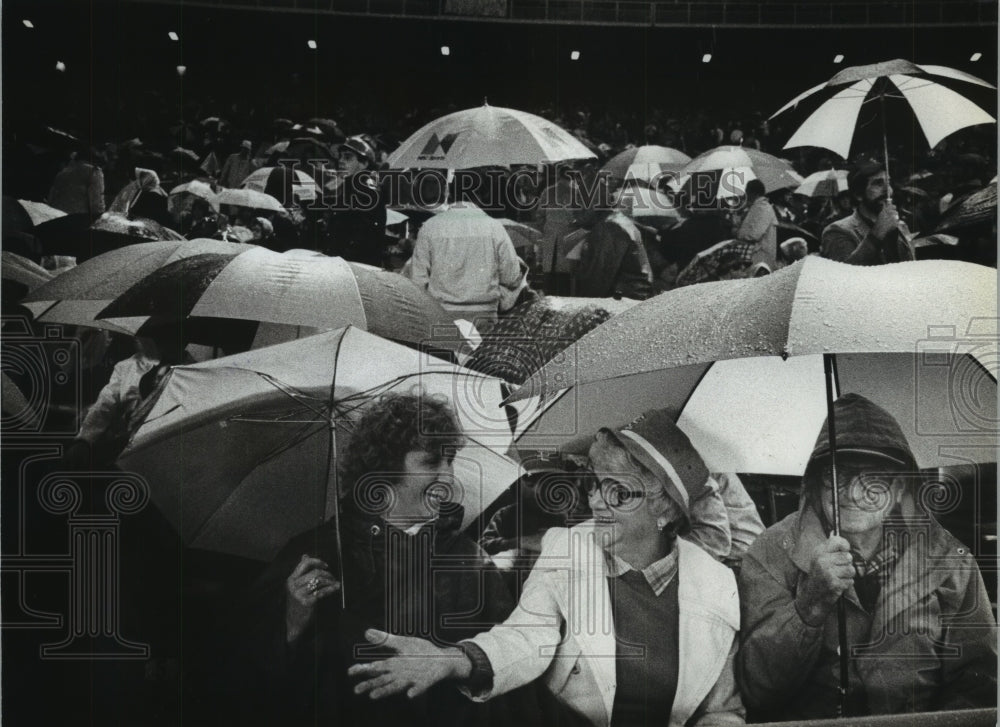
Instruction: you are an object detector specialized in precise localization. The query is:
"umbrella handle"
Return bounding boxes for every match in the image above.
[823,353,849,717]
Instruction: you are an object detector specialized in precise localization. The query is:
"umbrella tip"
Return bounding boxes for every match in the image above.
[484,97,489,106]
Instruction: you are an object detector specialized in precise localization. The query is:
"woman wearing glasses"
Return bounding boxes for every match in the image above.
[350,409,745,727]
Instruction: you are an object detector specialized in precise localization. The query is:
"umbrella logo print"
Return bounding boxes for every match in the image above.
[417,132,459,160]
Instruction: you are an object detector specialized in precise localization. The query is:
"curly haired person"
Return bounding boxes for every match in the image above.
[228,391,552,727]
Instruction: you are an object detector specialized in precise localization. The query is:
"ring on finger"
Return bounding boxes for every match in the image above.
[306,576,321,594]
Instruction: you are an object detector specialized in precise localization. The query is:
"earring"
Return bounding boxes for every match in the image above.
[656,518,668,531]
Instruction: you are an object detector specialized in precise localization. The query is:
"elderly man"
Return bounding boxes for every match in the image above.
[737,394,997,721]
[820,160,915,265]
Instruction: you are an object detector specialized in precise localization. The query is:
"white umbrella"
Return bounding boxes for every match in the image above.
[168,180,220,215]
[674,146,804,202]
[602,145,691,185]
[216,187,285,213]
[387,103,595,169]
[795,169,849,198]
[240,166,320,202]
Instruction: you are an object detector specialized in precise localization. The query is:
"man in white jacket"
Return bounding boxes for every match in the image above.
[410,201,522,333]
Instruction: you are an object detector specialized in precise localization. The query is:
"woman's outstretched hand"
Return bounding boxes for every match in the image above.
[348,629,472,699]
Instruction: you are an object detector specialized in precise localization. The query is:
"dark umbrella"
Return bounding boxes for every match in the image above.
[937,183,997,232]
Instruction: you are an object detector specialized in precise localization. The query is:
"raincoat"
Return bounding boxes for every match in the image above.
[410,202,522,320]
[574,212,653,300]
[737,395,997,720]
[820,209,916,265]
[231,504,547,727]
[464,523,744,727]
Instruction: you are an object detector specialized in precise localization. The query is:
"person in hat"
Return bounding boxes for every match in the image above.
[325,134,388,266]
[737,393,997,721]
[219,139,257,189]
[349,409,744,726]
[820,160,916,265]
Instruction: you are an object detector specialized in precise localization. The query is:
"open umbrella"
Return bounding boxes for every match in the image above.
[674,146,804,204]
[507,257,995,714]
[602,145,691,186]
[118,326,520,563]
[496,218,542,253]
[168,180,220,216]
[771,60,996,175]
[215,187,285,213]
[21,239,254,334]
[95,248,464,352]
[387,103,595,169]
[673,239,758,287]
[615,185,684,228]
[240,166,319,203]
[2,251,53,293]
[937,182,997,232]
[9,199,67,227]
[794,169,849,198]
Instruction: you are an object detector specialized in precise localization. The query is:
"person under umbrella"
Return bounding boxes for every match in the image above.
[733,179,779,269]
[225,391,550,727]
[737,393,997,720]
[820,159,915,265]
[348,410,743,727]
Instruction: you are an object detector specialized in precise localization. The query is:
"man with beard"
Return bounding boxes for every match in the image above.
[820,160,915,265]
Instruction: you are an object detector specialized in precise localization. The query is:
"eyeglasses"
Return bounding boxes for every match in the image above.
[818,463,894,494]
[584,469,653,509]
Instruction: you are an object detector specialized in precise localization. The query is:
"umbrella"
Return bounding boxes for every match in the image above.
[512,258,994,407]
[95,248,464,352]
[168,180,220,216]
[240,167,319,203]
[117,326,520,562]
[616,185,684,228]
[771,60,996,175]
[2,251,53,293]
[673,239,758,287]
[266,137,336,164]
[215,188,285,213]
[794,169,849,198]
[10,199,67,227]
[464,298,616,386]
[85,213,185,258]
[21,239,255,334]
[675,146,804,203]
[307,117,345,141]
[386,103,596,169]
[602,145,691,185]
[385,209,408,226]
[937,182,997,232]
[496,218,542,252]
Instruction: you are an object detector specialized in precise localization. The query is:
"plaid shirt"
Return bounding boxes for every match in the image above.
[852,541,900,579]
[604,547,679,597]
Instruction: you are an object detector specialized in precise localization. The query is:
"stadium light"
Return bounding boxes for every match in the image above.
[168,31,179,41]
[570,50,580,61]
[23,19,34,28]
[307,39,317,49]
[55,61,66,72]
[833,54,844,63]
[702,53,712,63]
[441,46,450,56]
[176,65,187,76]
[970,52,981,62]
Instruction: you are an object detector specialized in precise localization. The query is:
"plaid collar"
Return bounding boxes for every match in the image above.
[604,547,678,597]
[852,540,900,579]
